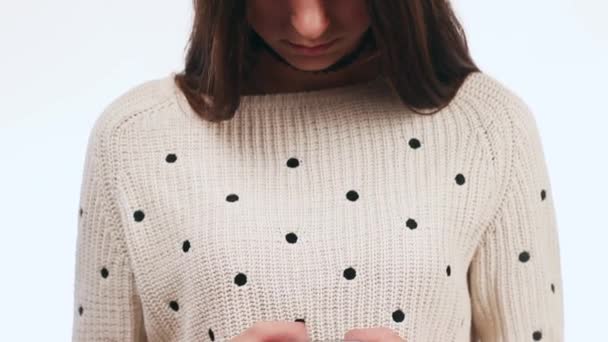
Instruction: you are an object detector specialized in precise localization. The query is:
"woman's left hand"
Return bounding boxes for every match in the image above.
[344,326,406,342]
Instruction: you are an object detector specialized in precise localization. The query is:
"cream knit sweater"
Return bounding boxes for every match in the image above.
[71,71,564,341]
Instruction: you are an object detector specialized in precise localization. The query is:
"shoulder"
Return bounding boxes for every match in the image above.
[90,73,177,136]
[453,71,542,158]
[455,71,547,213]
[84,73,178,166]
[456,71,538,134]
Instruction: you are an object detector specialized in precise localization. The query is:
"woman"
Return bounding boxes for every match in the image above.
[72,0,564,341]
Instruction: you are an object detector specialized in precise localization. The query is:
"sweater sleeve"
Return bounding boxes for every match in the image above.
[467,94,565,341]
[71,117,147,341]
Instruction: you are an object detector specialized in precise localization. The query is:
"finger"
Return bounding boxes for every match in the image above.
[344,326,404,342]
[235,320,309,342]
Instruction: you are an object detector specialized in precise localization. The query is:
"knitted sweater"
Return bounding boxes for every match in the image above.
[71,70,564,342]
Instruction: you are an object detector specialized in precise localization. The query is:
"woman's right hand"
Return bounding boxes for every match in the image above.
[230,320,310,342]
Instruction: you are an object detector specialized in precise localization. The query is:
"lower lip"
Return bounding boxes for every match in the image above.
[286,39,338,56]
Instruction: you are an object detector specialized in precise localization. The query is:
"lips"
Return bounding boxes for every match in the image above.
[288,39,336,49]
[285,38,338,56]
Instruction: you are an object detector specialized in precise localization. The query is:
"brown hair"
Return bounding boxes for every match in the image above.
[174,0,481,122]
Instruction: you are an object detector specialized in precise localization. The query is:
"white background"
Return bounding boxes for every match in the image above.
[0,0,606,340]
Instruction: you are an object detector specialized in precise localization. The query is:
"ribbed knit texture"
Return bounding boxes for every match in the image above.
[71,70,564,341]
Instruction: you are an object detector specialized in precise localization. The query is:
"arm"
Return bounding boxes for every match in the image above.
[71,115,147,341]
[468,93,565,341]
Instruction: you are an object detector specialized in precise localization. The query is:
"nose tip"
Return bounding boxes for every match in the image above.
[290,2,330,41]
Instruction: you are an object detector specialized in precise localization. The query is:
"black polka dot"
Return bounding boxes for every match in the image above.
[133,210,145,222]
[408,138,421,149]
[551,283,555,293]
[208,328,215,341]
[540,189,546,201]
[234,273,247,286]
[392,309,405,323]
[446,265,451,277]
[295,318,306,324]
[519,251,530,263]
[406,218,418,229]
[169,300,179,311]
[533,330,542,340]
[346,190,359,201]
[100,267,109,278]
[226,194,239,202]
[165,153,177,163]
[78,305,83,316]
[285,232,298,244]
[286,158,300,168]
[455,173,466,185]
[343,267,356,280]
[182,240,191,252]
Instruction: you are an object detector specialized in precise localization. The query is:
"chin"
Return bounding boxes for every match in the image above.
[283,57,340,73]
